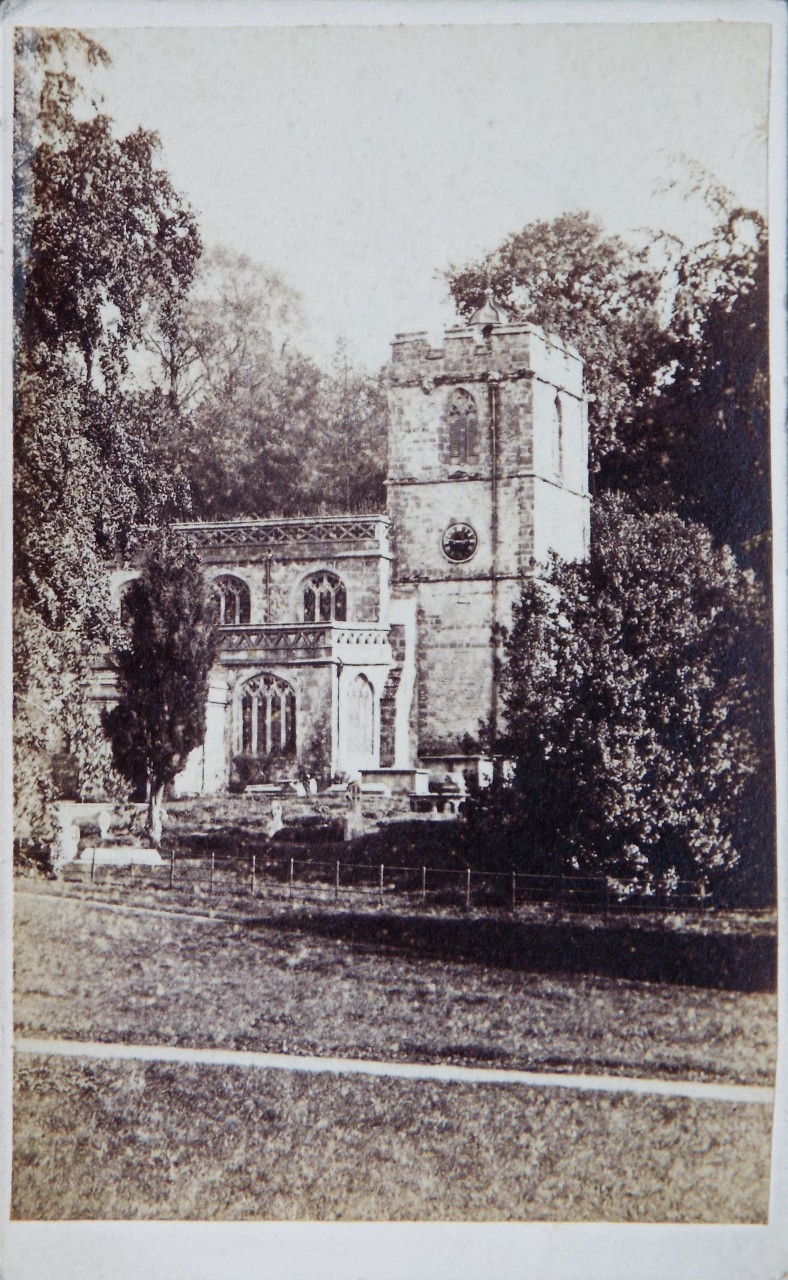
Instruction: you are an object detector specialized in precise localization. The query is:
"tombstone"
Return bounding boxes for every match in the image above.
[294,780,307,797]
[344,780,364,841]
[307,776,318,796]
[53,807,81,868]
[267,800,284,839]
[98,809,113,841]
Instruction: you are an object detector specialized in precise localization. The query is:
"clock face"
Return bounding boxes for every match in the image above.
[442,522,478,562]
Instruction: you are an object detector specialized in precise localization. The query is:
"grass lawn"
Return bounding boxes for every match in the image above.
[13,1056,772,1222]
[12,885,777,1221]
[14,888,777,1082]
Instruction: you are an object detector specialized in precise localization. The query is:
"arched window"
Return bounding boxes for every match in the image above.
[548,395,563,480]
[303,571,347,623]
[211,575,251,626]
[240,674,296,756]
[446,388,478,464]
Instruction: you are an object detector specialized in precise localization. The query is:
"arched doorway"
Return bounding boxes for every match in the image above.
[344,673,375,772]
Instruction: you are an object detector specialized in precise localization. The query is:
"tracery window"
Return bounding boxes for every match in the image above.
[303,571,347,623]
[240,674,296,756]
[211,574,251,626]
[446,388,478,464]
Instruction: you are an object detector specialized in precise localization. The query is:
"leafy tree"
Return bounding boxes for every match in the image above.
[446,212,664,480]
[471,497,773,902]
[103,530,218,844]
[646,194,769,573]
[156,247,388,519]
[13,31,201,854]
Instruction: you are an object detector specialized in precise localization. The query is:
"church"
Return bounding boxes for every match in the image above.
[101,297,590,796]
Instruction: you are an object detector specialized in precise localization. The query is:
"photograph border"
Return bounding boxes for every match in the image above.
[1,1,785,1277]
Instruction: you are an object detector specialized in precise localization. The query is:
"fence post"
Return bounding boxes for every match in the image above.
[129,858,135,886]
[511,869,516,913]
[699,878,707,911]
[421,865,426,906]
[209,851,215,896]
[251,853,256,896]
[379,863,384,907]
[91,847,96,885]
[289,857,294,898]
[169,847,175,889]
[465,867,471,910]
[335,860,340,901]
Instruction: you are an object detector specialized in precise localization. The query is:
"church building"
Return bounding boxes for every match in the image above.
[103,298,590,794]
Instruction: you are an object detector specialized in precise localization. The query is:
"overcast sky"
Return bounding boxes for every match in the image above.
[84,20,771,370]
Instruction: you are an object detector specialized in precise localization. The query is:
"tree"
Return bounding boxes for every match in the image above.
[646,194,769,573]
[471,497,773,901]
[446,212,665,480]
[154,247,388,520]
[13,31,202,854]
[103,530,218,844]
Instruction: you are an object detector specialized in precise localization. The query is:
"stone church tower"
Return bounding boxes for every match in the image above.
[386,293,590,766]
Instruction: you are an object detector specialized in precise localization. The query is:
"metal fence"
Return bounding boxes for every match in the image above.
[69,848,713,915]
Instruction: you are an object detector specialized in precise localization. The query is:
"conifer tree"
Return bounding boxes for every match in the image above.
[102,530,218,844]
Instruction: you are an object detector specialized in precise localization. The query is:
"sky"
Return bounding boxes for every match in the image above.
[79,19,771,371]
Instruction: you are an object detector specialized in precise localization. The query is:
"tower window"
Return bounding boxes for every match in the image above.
[549,395,564,481]
[303,571,347,623]
[446,388,478,464]
[211,575,251,626]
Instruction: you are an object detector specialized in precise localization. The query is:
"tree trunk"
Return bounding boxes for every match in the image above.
[147,781,165,846]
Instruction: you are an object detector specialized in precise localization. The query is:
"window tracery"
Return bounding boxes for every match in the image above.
[211,574,251,626]
[240,673,296,756]
[303,571,347,623]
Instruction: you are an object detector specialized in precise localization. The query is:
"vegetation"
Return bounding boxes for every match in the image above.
[102,530,218,843]
[165,250,388,520]
[12,890,776,1219]
[450,189,773,902]
[13,30,200,856]
[467,498,773,901]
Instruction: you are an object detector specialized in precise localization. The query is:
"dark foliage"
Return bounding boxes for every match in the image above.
[468,497,774,903]
[103,529,218,841]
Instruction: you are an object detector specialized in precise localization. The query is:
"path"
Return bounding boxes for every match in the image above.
[13,1036,774,1105]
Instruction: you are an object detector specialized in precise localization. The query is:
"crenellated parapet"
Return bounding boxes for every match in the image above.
[389,321,583,399]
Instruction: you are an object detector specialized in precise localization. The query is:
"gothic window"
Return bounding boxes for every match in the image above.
[240,674,296,756]
[303,571,347,623]
[446,388,478,464]
[211,575,251,626]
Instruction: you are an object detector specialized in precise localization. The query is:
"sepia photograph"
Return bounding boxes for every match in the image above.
[1,0,786,1276]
